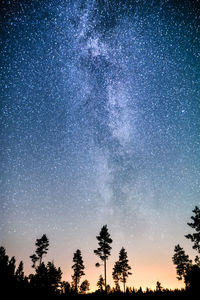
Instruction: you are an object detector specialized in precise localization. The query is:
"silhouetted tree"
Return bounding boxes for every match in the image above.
[97,274,105,293]
[156,281,163,292]
[195,255,200,266]
[71,249,85,293]
[184,264,200,292]
[113,247,132,293]
[94,225,112,293]
[60,281,71,294]
[30,234,49,267]
[0,246,16,291]
[172,207,200,292]
[30,262,48,292]
[185,206,200,254]
[106,284,111,294]
[16,261,24,282]
[30,260,62,295]
[118,247,132,293]
[47,261,62,293]
[79,279,90,294]
[137,287,143,295]
[112,261,121,291]
[172,244,192,285]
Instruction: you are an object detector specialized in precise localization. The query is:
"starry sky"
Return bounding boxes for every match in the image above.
[1,0,200,291]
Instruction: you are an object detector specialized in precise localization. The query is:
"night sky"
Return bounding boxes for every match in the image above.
[1,0,200,291]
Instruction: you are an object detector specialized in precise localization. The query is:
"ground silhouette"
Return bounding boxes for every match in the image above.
[1,207,200,299]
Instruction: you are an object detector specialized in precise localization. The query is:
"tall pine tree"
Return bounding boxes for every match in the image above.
[94,225,112,293]
[71,249,85,293]
[113,247,132,292]
[30,234,49,267]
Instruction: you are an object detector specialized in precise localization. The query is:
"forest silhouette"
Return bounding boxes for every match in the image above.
[1,207,200,299]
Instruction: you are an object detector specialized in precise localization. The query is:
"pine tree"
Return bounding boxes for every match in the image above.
[30,234,49,267]
[71,249,85,293]
[117,247,132,293]
[79,279,90,294]
[16,261,24,282]
[94,225,112,293]
[185,206,200,254]
[112,261,121,291]
[47,261,62,293]
[172,244,192,286]
[156,281,163,292]
[97,275,104,293]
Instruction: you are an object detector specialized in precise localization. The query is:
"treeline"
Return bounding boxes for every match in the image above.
[1,207,200,298]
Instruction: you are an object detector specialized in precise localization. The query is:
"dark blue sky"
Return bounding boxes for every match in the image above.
[1,0,200,290]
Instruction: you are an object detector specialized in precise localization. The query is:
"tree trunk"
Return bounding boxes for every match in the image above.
[104,258,107,294]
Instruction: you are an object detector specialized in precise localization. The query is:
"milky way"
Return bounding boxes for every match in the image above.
[1,0,200,289]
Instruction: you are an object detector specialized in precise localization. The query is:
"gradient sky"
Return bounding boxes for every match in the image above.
[1,0,200,291]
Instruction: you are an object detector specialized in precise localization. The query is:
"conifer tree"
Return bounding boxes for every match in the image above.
[79,279,90,294]
[113,247,132,292]
[172,244,192,286]
[30,234,49,267]
[71,249,85,293]
[97,275,104,293]
[185,206,200,254]
[94,225,112,293]
[16,261,24,282]
[112,261,121,291]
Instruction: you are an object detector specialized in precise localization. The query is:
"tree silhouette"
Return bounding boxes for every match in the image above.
[185,206,200,254]
[97,275,105,293]
[113,247,132,293]
[94,225,112,293]
[71,249,85,293]
[156,281,163,292]
[172,244,192,284]
[172,207,200,291]
[16,261,24,282]
[0,246,16,291]
[30,234,49,267]
[184,264,200,291]
[30,261,62,295]
[60,281,71,295]
[79,279,90,294]
[47,261,62,293]
[119,247,132,293]
[112,261,121,291]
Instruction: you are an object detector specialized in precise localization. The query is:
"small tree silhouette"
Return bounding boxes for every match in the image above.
[112,261,121,291]
[0,246,16,291]
[71,249,85,293]
[16,261,24,282]
[30,234,49,267]
[119,247,132,293]
[185,206,200,254]
[172,244,192,283]
[80,279,90,294]
[156,281,163,292]
[97,275,105,293]
[94,225,112,293]
[61,281,71,294]
[172,206,200,291]
[47,261,62,293]
[113,247,132,293]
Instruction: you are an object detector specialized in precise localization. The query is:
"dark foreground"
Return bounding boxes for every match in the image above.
[6,289,198,300]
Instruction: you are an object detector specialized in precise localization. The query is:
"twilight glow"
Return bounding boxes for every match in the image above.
[1,0,200,291]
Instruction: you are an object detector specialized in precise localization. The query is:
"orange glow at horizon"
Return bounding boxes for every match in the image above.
[60,258,184,292]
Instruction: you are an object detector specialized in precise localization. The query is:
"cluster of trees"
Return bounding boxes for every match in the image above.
[0,225,132,296]
[1,206,200,297]
[172,206,200,292]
